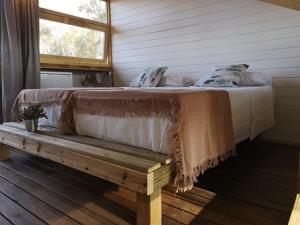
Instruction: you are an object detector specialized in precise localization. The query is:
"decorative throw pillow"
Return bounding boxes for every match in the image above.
[194,64,249,87]
[158,76,194,87]
[130,67,168,87]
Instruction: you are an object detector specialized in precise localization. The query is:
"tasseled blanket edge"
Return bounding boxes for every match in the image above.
[172,149,236,193]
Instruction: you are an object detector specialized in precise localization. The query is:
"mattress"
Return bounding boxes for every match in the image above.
[212,86,275,143]
[73,86,274,154]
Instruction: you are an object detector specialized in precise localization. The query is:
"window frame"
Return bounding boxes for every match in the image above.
[39,0,111,71]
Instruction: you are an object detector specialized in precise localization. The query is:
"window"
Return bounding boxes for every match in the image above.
[39,0,110,70]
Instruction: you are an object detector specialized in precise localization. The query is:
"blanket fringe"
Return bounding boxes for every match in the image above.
[173,149,236,192]
[167,102,236,193]
[59,97,180,134]
[73,98,177,118]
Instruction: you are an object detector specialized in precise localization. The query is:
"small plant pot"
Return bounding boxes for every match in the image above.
[24,119,39,132]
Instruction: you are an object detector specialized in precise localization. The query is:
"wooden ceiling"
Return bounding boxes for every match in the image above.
[260,0,300,11]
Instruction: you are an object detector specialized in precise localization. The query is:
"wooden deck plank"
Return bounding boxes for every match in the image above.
[162,217,185,225]
[162,203,222,225]
[163,188,284,225]
[0,141,297,225]
[195,142,298,223]
[16,154,254,225]
[0,159,135,225]
[196,176,295,213]
[0,176,80,225]
[0,164,115,225]
[0,214,12,225]
[0,192,46,225]
[9,149,288,225]
[7,151,219,225]
[162,193,254,225]
[4,122,172,165]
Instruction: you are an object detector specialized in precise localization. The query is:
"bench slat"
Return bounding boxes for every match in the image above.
[0,125,161,173]
[4,122,172,165]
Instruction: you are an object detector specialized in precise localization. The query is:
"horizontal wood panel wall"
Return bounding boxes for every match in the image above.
[261,77,300,145]
[111,0,300,144]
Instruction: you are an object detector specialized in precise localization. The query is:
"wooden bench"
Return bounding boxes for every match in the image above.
[0,122,172,225]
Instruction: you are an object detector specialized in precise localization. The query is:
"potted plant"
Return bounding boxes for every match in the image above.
[17,104,48,132]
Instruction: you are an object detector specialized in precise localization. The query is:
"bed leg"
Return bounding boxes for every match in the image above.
[137,189,162,225]
[0,144,10,161]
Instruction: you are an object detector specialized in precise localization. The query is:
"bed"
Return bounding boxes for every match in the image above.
[12,86,274,191]
[73,86,274,152]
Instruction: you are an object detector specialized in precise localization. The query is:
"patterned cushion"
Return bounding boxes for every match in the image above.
[194,64,249,87]
[130,67,168,87]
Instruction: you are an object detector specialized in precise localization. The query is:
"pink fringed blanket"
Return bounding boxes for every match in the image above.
[59,89,235,191]
[11,88,79,127]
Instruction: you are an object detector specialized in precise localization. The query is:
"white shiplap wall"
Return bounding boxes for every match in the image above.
[262,77,300,145]
[111,0,300,144]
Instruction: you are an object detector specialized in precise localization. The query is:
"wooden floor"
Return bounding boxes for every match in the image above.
[0,141,298,225]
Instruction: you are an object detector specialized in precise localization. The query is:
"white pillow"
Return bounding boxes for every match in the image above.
[158,76,194,87]
[130,67,168,87]
[194,64,249,87]
[239,71,270,86]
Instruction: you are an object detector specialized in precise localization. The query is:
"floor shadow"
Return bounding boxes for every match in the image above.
[187,141,298,225]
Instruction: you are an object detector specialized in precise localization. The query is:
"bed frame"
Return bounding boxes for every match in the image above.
[0,122,172,225]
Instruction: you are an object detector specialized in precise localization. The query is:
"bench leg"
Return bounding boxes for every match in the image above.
[137,190,162,225]
[0,144,10,161]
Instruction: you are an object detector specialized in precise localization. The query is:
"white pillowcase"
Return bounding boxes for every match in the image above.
[130,67,168,87]
[239,71,271,86]
[158,76,194,87]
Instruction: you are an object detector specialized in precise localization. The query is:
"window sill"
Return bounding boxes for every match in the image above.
[40,55,112,71]
[41,63,112,71]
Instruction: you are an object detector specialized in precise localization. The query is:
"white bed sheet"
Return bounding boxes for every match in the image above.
[73,86,275,154]
[214,86,275,143]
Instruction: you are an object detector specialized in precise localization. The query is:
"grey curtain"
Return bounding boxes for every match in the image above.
[0,0,40,122]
